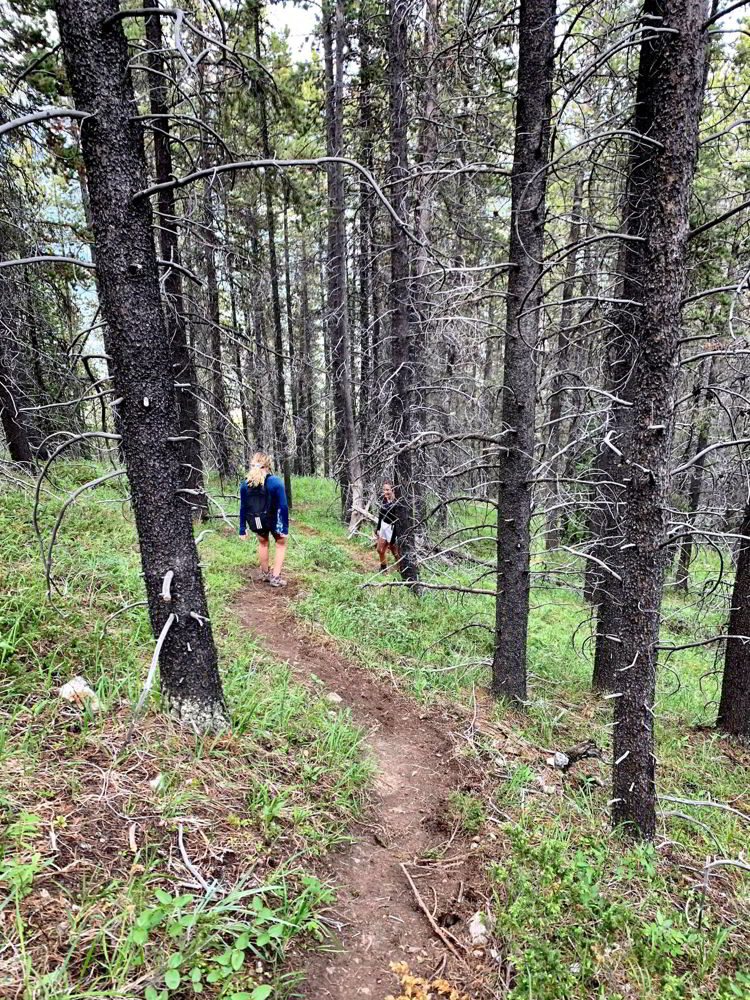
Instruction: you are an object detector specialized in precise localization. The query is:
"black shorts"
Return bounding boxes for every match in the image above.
[257,529,285,542]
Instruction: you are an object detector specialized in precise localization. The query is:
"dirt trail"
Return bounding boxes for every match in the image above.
[234,568,493,999]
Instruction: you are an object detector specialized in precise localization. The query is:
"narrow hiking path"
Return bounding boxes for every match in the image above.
[234,562,502,999]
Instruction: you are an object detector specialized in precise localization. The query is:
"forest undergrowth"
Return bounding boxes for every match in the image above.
[291,478,750,1000]
[1,469,749,1000]
[0,464,370,1000]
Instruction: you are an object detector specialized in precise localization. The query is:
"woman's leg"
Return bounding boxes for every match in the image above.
[376,536,388,569]
[273,535,287,577]
[258,534,270,573]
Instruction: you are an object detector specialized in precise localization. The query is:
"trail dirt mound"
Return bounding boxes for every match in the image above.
[234,571,502,999]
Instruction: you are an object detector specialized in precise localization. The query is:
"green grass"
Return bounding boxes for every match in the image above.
[3,468,749,1000]
[0,464,370,999]
[288,476,750,1000]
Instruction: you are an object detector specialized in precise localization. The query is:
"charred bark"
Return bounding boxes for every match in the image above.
[357,10,373,469]
[612,0,707,837]
[56,0,228,729]
[718,498,750,738]
[387,0,421,587]
[491,0,556,701]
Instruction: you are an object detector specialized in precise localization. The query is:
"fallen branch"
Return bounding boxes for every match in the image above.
[178,823,211,892]
[400,862,466,965]
[351,503,378,525]
[348,502,376,538]
[121,612,176,752]
[658,794,750,825]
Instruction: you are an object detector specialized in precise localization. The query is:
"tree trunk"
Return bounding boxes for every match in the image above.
[227,265,251,469]
[248,212,267,449]
[0,338,35,467]
[387,0,421,586]
[357,10,373,469]
[323,0,363,522]
[299,242,316,475]
[546,175,583,550]
[409,0,439,549]
[56,0,227,729]
[718,498,750,738]
[612,0,707,838]
[491,0,556,701]
[282,186,299,475]
[0,216,42,467]
[144,3,207,516]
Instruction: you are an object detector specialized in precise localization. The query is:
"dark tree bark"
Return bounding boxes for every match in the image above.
[0,222,39,467]
[357,8,373,469]
[0,339,35,467]
[718,498,750,738]
[409,0,439,548]
[323,0,363,522]
[254,5,293,508]
[491,0,556,701]
[612,0,707,838]
[56,0,227,729]
[144,3,207,516]
[387,0,421,586]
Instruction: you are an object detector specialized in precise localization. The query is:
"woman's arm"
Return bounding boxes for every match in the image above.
[239,481,248,536]
[271,478,289,535]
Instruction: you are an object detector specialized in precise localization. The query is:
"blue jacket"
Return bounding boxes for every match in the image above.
[239,475,289,536]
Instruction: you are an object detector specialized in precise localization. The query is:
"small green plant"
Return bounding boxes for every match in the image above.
[130,887,285,998]
[448,791,486,833]
[247,786,289,836]
[0,811,47,900]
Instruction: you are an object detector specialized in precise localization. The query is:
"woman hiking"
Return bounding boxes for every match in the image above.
[239,452,289,587]
[373,482,404,573]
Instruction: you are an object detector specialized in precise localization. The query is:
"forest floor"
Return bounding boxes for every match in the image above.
[235,568,506,1000]
[1,468,750,1000]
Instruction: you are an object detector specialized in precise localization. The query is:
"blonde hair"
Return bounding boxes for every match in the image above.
[247,451,272,487]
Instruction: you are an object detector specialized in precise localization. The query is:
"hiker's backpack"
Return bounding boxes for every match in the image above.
[245,476,272,533]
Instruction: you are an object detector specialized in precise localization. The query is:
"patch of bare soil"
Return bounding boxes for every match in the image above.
[234,570,507,1000]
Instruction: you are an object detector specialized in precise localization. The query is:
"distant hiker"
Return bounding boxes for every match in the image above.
[373,482,403,573]
[239,452,289,587]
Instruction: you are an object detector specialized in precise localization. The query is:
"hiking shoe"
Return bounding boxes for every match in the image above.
[269,574,288,588]
[258,569,271,583]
